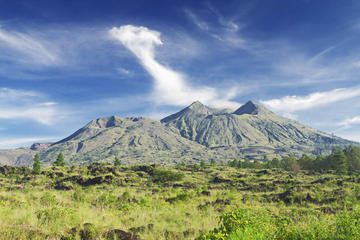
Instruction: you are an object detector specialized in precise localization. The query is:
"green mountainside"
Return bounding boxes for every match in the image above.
[0,101,357,166]
[162,101,353,158]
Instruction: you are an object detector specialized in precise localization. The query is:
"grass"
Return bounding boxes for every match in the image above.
[0,163,359,239]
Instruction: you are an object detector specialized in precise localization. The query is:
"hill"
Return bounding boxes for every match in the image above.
[161,101,354,159]
[0,100,357,166]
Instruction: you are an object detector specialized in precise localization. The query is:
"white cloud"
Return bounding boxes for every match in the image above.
[109,25,240,109]
[116,67,131,75]
[0,28,58,66]
[339,116,360,127]
[184,9,248,50]
[0,88,39,99]
[184,9,209,31]
[0,88,58,125]
[0,136,60,149]
[261,86,360,114]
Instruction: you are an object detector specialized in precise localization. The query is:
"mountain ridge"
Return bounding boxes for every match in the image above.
[0,100,358,166]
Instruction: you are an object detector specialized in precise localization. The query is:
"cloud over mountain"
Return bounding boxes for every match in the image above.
[261,86,360,118]
[0,88,57,125]
[109,25,240,109]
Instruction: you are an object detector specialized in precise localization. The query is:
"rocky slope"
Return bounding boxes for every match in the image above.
[162,101,353,158]
[0,101,357,166]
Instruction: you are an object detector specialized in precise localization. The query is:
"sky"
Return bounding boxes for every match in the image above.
[1,0,360,148]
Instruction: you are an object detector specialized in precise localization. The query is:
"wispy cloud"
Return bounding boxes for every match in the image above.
[0,88,58,125]
[339,116,360,128]
[0,28,59,66]
[184,9,209,31]
[0,136,61,149]
[109,25,240,109]
[116,67,131,75]
[261,86,360,117]
[184,9,248,50]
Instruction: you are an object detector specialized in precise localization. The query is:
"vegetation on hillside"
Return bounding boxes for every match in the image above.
[228,146,360,174]
[1,101,358,167]
[1,147,360,239]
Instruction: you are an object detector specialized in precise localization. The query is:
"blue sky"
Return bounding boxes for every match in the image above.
[1,0,360,148]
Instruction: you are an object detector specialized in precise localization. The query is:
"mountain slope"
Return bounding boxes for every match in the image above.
[0,148,35,166]
[161,101,355,158]
[39,116,213,165]
[0,101,357,166]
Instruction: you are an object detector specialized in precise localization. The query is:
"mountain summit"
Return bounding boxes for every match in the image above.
[161,101,214,123]
[0,100,358,166]
[233,100,271,115]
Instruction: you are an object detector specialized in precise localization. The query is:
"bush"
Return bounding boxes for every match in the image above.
[197,207,360,240]
[96,193,117,207]
[73,188,86,203]
[36,207,75,226]
[152,169,184,183]
[40,192,57,206]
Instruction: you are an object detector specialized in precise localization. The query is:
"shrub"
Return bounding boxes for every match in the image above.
[53,152,65,167]
[120,191,131,201]
[33,153,41,175]
[152,169,184,183]
[40,192,57,206]
[36,207,75,226]
[97,193,117,207]
[73,188,86,203]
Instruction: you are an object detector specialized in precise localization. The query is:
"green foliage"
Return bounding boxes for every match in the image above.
[114,156,121,166]
[329,148,348,174]
[298,154,314,170]
[197,207,360,240]
[152,169,184,183]
[140,197,150,207]
[344,146,360,173]
[73,188,86,203]
[32,153,41,174]
[53,152,65,167]
[40,192,57,206]
[270,158,281,168]
[200,160,207,168]
[335,208,360,239]
[174,192,190,202]
[4,162,360,239]
[96,193,117,207]
[80,223,98,240]
[281,155,299,172]
[36,206,75,226]
[121,191,131,201]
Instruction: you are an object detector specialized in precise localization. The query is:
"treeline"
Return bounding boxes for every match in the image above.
[228,145,360,174]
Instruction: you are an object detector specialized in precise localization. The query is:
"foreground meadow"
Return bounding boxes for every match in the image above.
[0,163,360,239]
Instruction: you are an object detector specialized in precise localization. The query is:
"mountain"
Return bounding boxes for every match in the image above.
[0,101,357,166]
[161,100,356,158]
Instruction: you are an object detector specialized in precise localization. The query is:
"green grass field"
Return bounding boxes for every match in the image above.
[0,163,359,239]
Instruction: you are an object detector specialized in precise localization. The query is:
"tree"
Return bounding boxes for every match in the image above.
[200,160,206,168]
[344,145,360,172]
[298,154,314,170]
[33,153,41,174]
[210,159,216,167]
[329,148,347,174]
[281,155,299,171]
[228,159,236,167]
[253,159,260,169]
[243,159,251,168]
[270,158,281,169]
[314,154,325,171]
[114,156,121,166]
[53,152,65,167]
[236,160,243,169]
